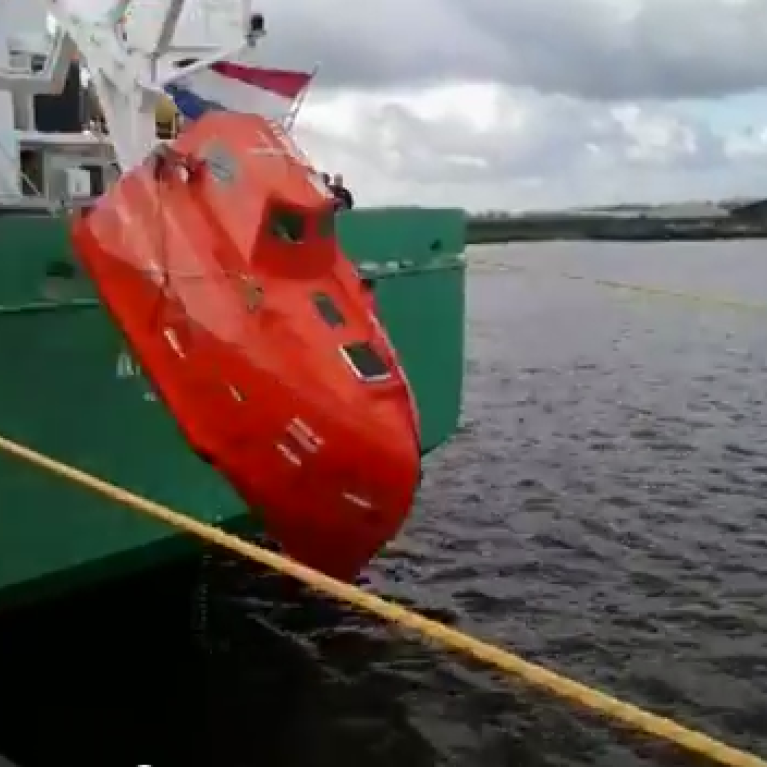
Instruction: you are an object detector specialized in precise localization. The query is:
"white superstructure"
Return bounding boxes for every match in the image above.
[0,0,260,201]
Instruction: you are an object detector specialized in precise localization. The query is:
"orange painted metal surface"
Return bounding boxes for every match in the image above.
[71,112,421,579]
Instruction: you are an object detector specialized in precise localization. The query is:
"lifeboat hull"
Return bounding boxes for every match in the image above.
[71,112,421,580]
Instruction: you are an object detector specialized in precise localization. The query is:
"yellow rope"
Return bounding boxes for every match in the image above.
[470,261,767,313]
[1,433,764,767]
[588,277,767,312]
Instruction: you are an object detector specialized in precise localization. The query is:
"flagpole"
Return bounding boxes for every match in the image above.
[283,62,319,133]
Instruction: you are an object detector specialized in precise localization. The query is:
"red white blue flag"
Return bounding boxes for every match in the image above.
[165,56,314,122]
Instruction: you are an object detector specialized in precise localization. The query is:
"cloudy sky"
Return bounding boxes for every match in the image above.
[246,0,767,211]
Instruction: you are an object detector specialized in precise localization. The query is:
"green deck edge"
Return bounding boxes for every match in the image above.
[0,206,466,611]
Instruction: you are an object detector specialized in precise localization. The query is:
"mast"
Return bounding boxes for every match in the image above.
[0,0,261,171]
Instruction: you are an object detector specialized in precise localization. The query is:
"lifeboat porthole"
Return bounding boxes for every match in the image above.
[313,292,345,327]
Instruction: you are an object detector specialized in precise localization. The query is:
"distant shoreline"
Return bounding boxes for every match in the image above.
[466,213,767,245]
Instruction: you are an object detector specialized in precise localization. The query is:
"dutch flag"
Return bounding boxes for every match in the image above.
[165,57,314,123]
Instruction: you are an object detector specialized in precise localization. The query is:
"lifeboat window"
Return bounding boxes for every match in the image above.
[313,293,345,327]
[270,208,305,243]
[340,342,391,382]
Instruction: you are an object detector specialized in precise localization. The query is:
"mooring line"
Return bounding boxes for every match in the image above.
[469,260,767,313]
[588,276,767,312]
[0,434,765,767]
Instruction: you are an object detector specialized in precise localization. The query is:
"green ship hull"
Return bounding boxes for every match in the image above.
[0,206,466,611]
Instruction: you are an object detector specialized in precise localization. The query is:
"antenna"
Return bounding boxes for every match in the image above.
[0,0,260,170]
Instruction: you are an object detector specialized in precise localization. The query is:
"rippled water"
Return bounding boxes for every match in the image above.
[6,241,767,767]
[197,240,767,767]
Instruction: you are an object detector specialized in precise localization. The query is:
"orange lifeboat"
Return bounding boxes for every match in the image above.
[71,112,421,580]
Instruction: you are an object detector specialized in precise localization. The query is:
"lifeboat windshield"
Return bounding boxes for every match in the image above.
[261,200,337,277]
[340,341,391,383]
[269,202,338,238]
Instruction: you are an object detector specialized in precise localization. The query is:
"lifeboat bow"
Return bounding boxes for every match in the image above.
[72,112,422,580]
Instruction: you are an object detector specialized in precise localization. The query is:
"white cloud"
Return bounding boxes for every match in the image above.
[724,127,767,158]
[257,0,767,101]
[250,0,767,210]
[71,0,767,210]
[294,83,767,210]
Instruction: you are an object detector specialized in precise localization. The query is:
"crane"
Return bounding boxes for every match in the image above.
[0,0,261,171]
